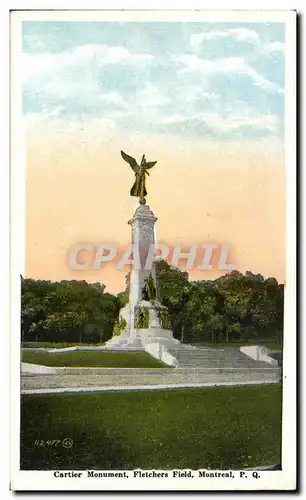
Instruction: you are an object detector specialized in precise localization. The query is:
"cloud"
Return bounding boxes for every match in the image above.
[22,44,153,84]
[74,44,153,65]
[190,27,285,59]
[136,86,170,108]
[154,109,279,136]
[26,106,65,121]
[22,22,284,141]
[155,114,188,125]
[26,113,116,138]
[200,112,279,134]
[23,34,46,52]
[263,41,285,54]
[176,55,282,94]
[22,43,152,119]
[190,28,260,50]
[99,92,125,107]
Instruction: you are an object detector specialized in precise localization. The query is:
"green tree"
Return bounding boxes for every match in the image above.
[21,279,119,344]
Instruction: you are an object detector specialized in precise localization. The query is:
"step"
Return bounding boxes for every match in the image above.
[168,346,276,369]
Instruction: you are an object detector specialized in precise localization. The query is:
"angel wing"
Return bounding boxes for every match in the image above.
[121,150,140,174]
[144,161,157,170]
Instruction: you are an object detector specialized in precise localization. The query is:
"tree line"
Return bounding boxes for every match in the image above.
[21,262,284,345]
[154,261,284,344]
[21,279,121,344]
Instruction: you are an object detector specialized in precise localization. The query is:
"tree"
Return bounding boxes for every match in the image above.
[21,279,119,344]
[155,260,191,340]
[21,269,284,346]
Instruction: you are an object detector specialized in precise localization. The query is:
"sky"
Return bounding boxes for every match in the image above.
[23,20,286,293]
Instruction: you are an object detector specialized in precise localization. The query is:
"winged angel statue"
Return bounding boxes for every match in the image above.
[121,150,157,204]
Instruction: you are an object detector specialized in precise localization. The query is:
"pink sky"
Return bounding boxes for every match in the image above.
[25,123,286,294]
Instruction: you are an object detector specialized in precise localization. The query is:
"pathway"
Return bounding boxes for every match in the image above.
[21,367,281,394]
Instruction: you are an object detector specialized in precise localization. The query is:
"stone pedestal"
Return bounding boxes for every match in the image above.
[105,202,179,356]
[128,203,157,342]
[128,203,158,306]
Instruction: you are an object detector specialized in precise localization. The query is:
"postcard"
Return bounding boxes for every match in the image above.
[10,8,296,491]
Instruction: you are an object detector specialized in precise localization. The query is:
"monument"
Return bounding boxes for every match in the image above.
[105,151,180,363]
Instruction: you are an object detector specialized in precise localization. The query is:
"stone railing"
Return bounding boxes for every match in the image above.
[143,341,178,367]
[22,346,106,353]
[21,362,57,374]
[240,346,279,366]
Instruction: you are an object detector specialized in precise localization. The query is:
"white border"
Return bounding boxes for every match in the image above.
[9,8,297,492]
[9,9,297,22]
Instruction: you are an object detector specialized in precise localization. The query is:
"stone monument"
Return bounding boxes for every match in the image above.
[105,151,180,363]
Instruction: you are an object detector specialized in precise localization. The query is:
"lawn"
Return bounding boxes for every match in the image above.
[265,343,283,353]
[22,351,168,368]
[20,385,282,470]
[23,342,105,349]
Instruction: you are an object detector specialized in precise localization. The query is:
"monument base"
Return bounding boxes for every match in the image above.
[105,325,180,365]
[105,302,144,350]
[104,329,144,351]
[104,300,180,363]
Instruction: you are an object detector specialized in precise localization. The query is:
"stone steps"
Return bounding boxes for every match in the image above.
[169,346,277,369]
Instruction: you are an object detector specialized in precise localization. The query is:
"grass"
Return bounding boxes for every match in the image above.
[264,343,283,353]
[20,385,282,470]
[192,341,283,352]
[23,342,105,348]
[22,351,168,368]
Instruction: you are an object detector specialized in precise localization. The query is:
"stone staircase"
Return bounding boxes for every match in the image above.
[168,345,278,369]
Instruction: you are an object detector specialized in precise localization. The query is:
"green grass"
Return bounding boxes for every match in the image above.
[21,385,282,470]
[264,343,283,353]
[22,351,168,368]
[23,342,105,348]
